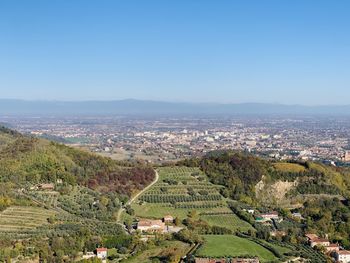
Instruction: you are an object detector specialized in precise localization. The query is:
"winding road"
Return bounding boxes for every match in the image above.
[116,170,159,223]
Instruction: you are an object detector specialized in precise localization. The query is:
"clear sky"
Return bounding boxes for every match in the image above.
[0,0,349,105]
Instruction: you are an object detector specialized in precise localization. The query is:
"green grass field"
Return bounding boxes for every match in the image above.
[200,214,254,232]
[0,206,56,234]
[274,162,306,173]
[132,203,231,219]
[196,235,277,262]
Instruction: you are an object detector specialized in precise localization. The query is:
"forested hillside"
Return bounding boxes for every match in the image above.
[189,150,350,205]
[0,126,155,261]
[0,126,155,196]
[179,151,350,252]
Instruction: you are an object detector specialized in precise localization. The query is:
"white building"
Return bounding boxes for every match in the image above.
[96,248,107,260]
[310,238,330,248]
[335,250,350,263]
[137,219,165,233]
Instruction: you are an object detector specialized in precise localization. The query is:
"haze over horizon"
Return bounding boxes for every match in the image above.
[0,98,350,107]
[1,0,349,104]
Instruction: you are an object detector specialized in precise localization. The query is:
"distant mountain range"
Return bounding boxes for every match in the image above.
[0,99,350,115]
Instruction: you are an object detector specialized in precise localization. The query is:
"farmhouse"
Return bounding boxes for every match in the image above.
[163,214,174,223]
[137,219,165,233]
[305,233,318,241]
[259,211,279,220]
[335,250,350,263]
[96,247,107,260]
[325,244,339,253]
[310,238,330,247]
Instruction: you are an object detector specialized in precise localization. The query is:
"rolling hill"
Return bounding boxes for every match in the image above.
[0,126,156,261]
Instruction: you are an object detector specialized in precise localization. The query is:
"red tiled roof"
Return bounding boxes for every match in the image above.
[138,219,164,227]
[305,233,318,240]
[313,238,329,243]
[328,244,339,247]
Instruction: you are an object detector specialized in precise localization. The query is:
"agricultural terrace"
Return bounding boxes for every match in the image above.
[132,166,232,219]
[0,206,56,235]
[28,191,59,208]
[196,235,277,263]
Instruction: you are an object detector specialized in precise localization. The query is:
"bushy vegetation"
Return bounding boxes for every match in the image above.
[196,150,350,204]
[0,126,155,197]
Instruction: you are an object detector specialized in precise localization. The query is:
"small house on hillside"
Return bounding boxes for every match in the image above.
[310,238,330,247]
[260,211,279,220]
[306,233,331,248]
[305,233,318,241]
[335,250,350,263]
[137,219,165,233]
[96,248,107,260]
[163,215,174,223]
[325,244,340,253]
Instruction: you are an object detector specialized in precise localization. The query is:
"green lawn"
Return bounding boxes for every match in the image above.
[200,214,254,232]
[274,162,306,173]
[259,240,292,254]
[132,203,231,220]
[196,235,277,262]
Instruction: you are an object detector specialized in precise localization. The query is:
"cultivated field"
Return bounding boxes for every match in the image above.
[200,214,254,232]
[131,166,232,220]
[28,191,59,208]
[0,206,56,234]
[196,235,277,262]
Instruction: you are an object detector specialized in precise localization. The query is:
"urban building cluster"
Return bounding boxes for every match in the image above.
[2,115,350,164]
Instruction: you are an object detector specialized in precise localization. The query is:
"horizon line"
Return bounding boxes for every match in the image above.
[0,98,349,107]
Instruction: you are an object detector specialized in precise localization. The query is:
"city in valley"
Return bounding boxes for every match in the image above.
[1,1,350,262]
[2,115,350,165]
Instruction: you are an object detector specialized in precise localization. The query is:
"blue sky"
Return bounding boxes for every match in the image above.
[0,0,349,105]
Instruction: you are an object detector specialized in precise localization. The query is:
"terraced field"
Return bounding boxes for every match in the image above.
[131,166,232,219]
[0,206,56,234]
[28,191,59,208]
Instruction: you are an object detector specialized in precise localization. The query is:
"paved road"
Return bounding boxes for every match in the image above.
[116,169,159,223]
